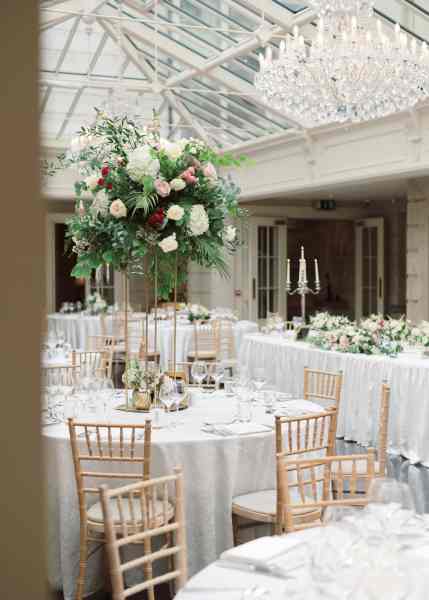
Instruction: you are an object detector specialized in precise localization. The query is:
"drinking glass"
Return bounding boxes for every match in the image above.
[171,380,185,426]
[368,477,415,510]
[159,381,174,429]
[99,377,115,422]
[191,361,208,387]
[262,388,277,414]
[209,362,225,392]
[252,367,267,401]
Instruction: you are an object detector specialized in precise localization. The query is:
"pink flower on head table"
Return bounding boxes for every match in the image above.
[154,178,171,198]
[181,166,197,185]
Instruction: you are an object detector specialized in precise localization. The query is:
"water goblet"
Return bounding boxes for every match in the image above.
[252,367,267,401]
[191,361,208,387]
[368,477,415,511]
[99,377,115,422]
[171,380,185,426]
[159,381,174,429]
[209,362,225,392]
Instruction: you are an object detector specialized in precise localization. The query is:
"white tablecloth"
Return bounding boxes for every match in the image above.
[47,314,257,368]
[43,393,321,599]
[176,506,429,600]
[240,334,429,466]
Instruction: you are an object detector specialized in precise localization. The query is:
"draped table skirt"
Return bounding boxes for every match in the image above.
[239,334,429,467]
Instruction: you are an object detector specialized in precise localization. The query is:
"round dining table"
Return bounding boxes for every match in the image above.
[43,392,323,599]
[175,504,429,600]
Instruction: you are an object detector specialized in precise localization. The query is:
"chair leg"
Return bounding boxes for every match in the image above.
[76,527,88,600]
[166,531,176,598]
[232,513,240,547]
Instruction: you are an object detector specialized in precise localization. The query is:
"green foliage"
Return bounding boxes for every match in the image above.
[48,110,247,297]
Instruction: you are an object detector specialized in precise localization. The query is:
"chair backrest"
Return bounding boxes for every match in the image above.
[378,382,390,475]
[190,322,216,358]
[68,419,152,525]
[303,367,343,409]
[88,334,120,352]
[72,349,113,378]
[100,467,187,600]
[42,364,79,386]
[277,450,376,533]
[275,409,337,457]
[212,319,235,360]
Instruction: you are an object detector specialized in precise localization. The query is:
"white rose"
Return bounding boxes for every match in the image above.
[158,233,178,253]
[167,205,184,221]
[189,204,209,236]
[224,225,236,242]
[85,174,99,191]
[109,199,127,219]
[203,162,217,180]
[170,178,186,191]
[126,145,160,182]
[160,139,185,161]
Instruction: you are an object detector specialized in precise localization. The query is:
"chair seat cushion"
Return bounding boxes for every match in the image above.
[87,497,174,532]
[232,489,320,522]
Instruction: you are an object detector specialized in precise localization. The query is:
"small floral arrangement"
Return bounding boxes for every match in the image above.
[360,314,412,342]
[409,321,429,347]
[122,359,162,391]
[50,110,246,298]
[309,311,352,331]
[261,313,286,334]
[85,292,107,315]
[187,303,210,322]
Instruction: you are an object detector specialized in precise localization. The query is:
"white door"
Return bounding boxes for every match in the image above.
[355,218,385,319]
[249,218,287,322]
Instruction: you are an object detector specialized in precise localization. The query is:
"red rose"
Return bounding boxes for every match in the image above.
[97,178,105,186]
[148,208,165,227]
[101,166,109,177]
[107,183,113,190]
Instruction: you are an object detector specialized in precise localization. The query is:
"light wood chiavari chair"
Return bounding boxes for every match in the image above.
[100,467,187,600]
[68,419,155,600]
[332,383,391,491]
[42,364,79,386]
[277,449,376,533]
[303,367,343,409]
[187,322,217,362]
[72,349,113,379]
[212,319,236,364]
[87,334,119,352]
[231,408,337,544]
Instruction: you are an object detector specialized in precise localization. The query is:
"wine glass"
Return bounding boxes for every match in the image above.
[191,361,207,387]
[171,380,185,426]
[368,477,415,511]
[252,367,267,401]
[99,377,115,422]
[209,362,225,392]
[159,381,174,429]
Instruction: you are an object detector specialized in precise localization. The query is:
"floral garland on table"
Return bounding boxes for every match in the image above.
[308,312,404,356]
[50,110,246,298]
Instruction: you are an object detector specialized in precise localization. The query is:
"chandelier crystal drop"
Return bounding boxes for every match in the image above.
[255,2,429,128]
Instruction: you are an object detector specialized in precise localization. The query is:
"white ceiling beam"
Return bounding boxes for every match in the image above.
[163,90,212,144]
[40,86,53,114]
[97,15,154,82]
[57,87,84,138]
[55,15,81,74]
[40,0,108,31]
[113,14,301,128]
[87,31,109,75]
[40,74,153,91]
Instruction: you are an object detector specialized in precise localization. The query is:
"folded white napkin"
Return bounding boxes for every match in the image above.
[221,534,311,570]
[217,422,272,436]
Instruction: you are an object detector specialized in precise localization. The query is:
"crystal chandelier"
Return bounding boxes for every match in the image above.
[255,0,429,128]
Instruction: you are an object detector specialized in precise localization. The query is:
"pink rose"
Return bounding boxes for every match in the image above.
[339,335,349,350]
[202,162,217,181]
[181,167,197,185]
[154,179,171,198]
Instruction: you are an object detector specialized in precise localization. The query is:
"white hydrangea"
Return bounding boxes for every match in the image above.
[90,190,109,216]
[160,138,187,161]
[126,145,160,182]
[85,173,99,191]
[224,225,236,242]
[189,204,209,236]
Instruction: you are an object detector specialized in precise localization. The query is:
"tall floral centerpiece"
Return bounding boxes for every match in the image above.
[59,110,245,297]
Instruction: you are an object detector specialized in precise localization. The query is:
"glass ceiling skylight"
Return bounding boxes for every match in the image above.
[40,0,429,148]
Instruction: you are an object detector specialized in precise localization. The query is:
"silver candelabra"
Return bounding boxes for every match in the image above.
[286,246,321,323]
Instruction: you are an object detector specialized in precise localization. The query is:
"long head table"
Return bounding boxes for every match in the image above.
[43,392,322,599]
[239,333,429,467]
